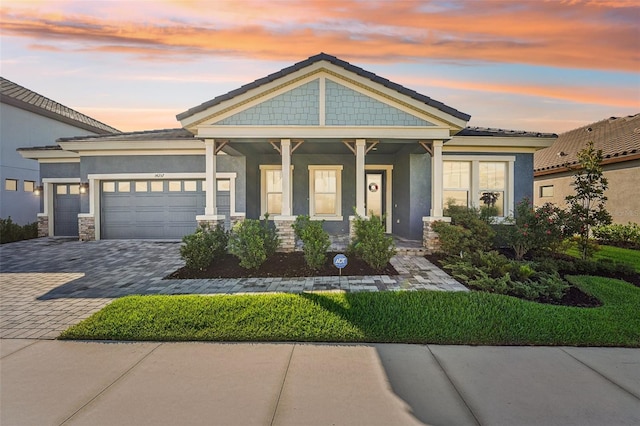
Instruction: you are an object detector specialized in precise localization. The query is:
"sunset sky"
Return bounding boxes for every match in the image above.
[1,0,638,133]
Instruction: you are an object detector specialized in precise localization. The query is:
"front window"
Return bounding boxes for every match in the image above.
[260,165,292,216]
[309,165,342,219]
[443,157,514,217]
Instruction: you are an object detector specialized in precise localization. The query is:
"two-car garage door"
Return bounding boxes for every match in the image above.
[100,179,230,239]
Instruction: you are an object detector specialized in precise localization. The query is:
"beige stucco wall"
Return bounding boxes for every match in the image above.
[534,159,640,225]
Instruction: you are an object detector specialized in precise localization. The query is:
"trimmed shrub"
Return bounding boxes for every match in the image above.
[229,217,279,269]
[0,217,38,244]
[293,215,330,271]
[593,223,640,248]
[180,224,229,270]
[348,214,396,271]
[431,204,495,257]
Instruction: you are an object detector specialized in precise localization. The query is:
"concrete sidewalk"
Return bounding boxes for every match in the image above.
[1,340,638,426]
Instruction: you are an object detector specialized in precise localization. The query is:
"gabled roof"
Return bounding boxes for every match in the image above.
[0,77,120,135]
[534,114,640,174]
[176,53,471,122]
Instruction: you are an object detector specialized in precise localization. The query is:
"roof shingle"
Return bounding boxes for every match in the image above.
[534,114,640,173]
[1,77,120,135]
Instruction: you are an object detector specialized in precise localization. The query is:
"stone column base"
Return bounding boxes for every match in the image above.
[196,215,226,230]
[230,215,245,230]
[422,216,451,254]
[78,214,96,241]
[37,214,49,238]
[273,215,296,252]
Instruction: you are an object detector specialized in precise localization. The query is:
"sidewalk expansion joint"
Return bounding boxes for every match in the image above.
[58,342,163,426]
[270,343,295,426]
[560,348,640,401]
[426,345,483,426]
[0,339,41,360]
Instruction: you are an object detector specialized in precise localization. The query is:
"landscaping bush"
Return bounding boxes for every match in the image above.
[180,224,229,270]
[442,250,568,302]
[497,199,566,260]
[293,215,330,271]
[0,217,38,244]
[347,214,396,271]
[431,204,495,257]
[229,217,279,269]
[593,223,640,248]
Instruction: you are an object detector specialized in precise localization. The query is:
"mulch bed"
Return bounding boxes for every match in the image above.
[167,251,398,279]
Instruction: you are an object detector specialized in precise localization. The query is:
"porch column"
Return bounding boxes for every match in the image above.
[280,139,291,216]
[355,139,366,216]
[197,139,225,228]
[430,140,444,217]
[205,139,217,216]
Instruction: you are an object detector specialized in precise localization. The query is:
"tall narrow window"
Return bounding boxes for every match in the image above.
[260,166,292,217]
[443,161,470,207]
[479,162,506,216]
[309,165,342,219]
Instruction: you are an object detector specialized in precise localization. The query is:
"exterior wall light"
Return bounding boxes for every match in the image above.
[34,185,43,196]
[79,182,89,194]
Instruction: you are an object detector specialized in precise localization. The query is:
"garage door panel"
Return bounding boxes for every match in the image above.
[101,180,213,239]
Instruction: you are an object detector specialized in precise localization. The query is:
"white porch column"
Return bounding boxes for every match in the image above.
[430,140,444,217]
[355,139,366,216]
[205,138,217,216]
[280,139,291,216]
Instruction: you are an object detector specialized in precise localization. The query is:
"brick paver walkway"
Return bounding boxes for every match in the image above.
[0,238,466,339]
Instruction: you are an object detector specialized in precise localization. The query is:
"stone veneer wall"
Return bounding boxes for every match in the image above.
[37,215,49,237]
[78,215,95,241]
[230,215,245,230]
[422,217,451,254]
[196,218,226,230]
[274,218,296,252]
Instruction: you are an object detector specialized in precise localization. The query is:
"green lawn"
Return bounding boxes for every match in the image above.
[566,245,640,272]
[60,275,640,346]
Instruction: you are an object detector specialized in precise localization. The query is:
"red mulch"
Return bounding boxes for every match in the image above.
[167,252,398,279]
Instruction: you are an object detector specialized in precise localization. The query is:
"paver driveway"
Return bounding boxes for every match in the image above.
[1,237,465,339]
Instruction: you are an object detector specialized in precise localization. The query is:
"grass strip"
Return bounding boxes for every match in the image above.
[60,276,640,346]
[565,245,640,272]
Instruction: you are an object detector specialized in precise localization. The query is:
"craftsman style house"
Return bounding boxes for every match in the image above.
[19,54,556,250]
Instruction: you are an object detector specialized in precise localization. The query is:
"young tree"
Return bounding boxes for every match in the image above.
[565,141,612,259]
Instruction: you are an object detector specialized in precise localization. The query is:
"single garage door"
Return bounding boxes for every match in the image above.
[101,179,231,239]
[54,183,80,236]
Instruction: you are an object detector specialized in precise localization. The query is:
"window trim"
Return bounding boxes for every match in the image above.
[5,178,18,191]
[443,155,515,217]
[259,165,293,217]
[540,185,554,198]
[308,165,343,221]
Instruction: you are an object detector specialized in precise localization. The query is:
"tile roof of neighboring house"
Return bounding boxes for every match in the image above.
[55,128,193,143]
[176,53,472,122]
[456,127,557,138]
[534,114,640,174]
[0,77,120,135]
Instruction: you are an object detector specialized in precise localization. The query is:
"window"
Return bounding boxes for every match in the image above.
[260,165,293,216]
[5,179,17,191]
[183,181,197,192]
[69,184,80,195]
[135,181,148,192]
[169,181,181,192]
[103,182,115,192]
[24,181,35,192]
[151,181,164,192]
[309,165,342,219]
[540,185,554,197]
[56,185,68,195]
[443,161,470,207]
[443,157,514,217]
[217,179,230,191]
[117,181,130,192]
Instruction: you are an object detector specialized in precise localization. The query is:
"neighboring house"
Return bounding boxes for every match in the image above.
[19,53,555,250]
[534,114,640,224]
[1,77,119,226]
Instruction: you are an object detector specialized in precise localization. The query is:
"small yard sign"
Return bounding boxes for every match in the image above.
[333,254,348,276]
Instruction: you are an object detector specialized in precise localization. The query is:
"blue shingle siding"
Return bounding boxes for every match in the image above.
[216,80,319,125]
[325,80,432,126]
